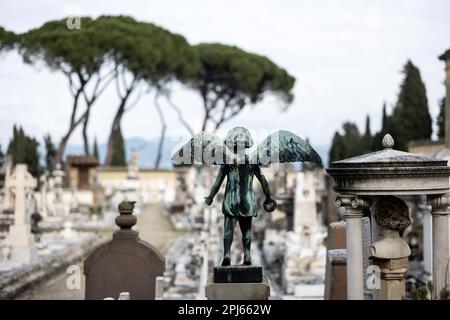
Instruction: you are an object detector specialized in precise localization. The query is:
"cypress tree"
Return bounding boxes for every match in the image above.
[93,137,100,161]
[437,97,445,140]
[372,102,389,150]
[328,122,362,165]
[44,134,56,172]
[361,115,373,153]
[0,143,4,168]
[391,60,432,151]
[110,127,126,167]
[7,125,41,177]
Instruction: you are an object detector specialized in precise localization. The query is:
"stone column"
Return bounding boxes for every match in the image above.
[335,196,370,300]
[428,194,450,299]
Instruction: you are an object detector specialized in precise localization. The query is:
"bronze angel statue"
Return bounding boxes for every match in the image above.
[172,127,322,266]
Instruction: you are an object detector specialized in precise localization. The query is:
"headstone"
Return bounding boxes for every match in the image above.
[2,155,13,211]
[39,174,48,218]
[4,164,38,263]
[69,187,79,213]
[324,221,347,300]
[84,201,165,300]
[293,171,318,235]
[52,163,66,216]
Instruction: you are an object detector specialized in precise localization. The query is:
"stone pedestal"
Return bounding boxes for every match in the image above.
[205,276,270,300]
[214,266,262,283]
[371,257,408,300]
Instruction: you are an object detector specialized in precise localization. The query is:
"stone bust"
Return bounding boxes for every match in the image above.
[370,196,411,259]
[372,195,411,232]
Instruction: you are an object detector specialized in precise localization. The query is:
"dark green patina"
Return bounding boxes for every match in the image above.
[172,127,322,267]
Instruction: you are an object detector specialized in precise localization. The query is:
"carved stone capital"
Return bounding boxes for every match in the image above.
[335,195,371,210]
[427,193,450,215]
[335,195,371,218]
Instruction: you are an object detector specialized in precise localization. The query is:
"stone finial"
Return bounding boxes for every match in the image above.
[116,201,137,230]
[382,134,394,149]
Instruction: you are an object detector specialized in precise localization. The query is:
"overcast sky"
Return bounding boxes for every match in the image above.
[0,0,449,156]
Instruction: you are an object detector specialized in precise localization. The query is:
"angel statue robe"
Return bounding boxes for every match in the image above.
[217,163,262,218]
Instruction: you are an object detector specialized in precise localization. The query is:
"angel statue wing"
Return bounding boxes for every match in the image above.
[171,132,238,166]
[249,130,323,167]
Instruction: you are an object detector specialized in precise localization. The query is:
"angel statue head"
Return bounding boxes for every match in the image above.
[225,127,254,150]
[172,128,322,267]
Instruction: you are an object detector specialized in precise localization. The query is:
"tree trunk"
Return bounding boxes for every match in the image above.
[54,88,83,167]
[154,92,166,169]
[82,106,91,155]
[166,96,194,137]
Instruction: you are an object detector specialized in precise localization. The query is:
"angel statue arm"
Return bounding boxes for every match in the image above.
[204,165,228,206]
[254,165,277,212]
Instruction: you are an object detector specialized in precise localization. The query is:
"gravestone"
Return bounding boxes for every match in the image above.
[39,174,48,218]
[324,221,347,299]
[52,163,66,216]
[84,201,165,300]
[2,155,14,211]
[4,164,38,263]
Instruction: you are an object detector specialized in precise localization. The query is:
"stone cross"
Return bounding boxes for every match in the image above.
[4,164,38,263]
[10,164,37,225]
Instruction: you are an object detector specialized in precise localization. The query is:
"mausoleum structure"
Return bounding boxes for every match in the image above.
[327,134,450,300]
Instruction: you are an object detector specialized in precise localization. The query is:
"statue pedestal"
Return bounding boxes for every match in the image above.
[214,266,262,283]
[206,277,270,300]
[371,257,409,300]
[370,237,410,300]
[206,266,269,300]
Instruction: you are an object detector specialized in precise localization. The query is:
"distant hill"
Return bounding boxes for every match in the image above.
[66,137,183,169]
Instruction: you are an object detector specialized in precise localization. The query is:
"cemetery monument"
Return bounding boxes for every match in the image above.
[172,127,322,299]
